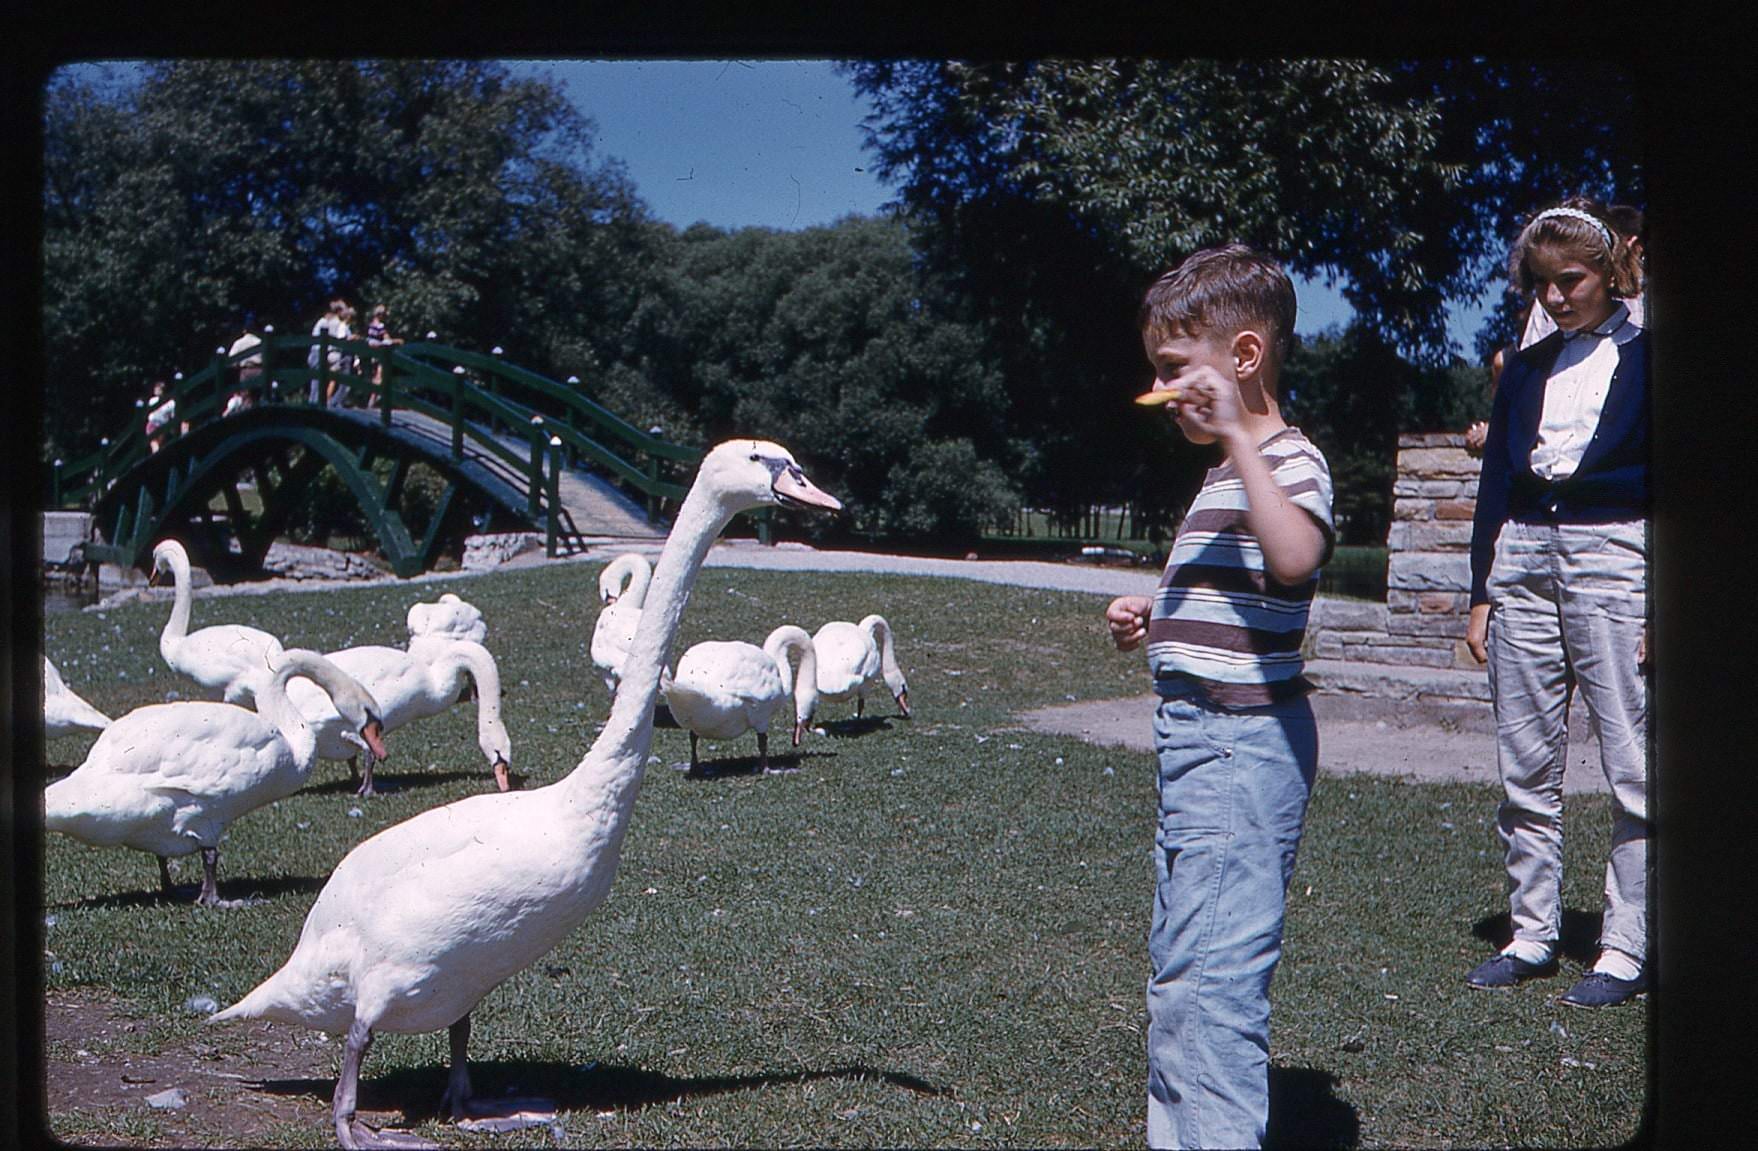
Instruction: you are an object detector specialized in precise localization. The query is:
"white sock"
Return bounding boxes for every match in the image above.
[1591,948,1642,981]
[1501,939,1553,965]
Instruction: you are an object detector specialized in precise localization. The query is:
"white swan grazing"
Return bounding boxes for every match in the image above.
[44,656,112,737]
[809,614,911,722]
[209,440,841,1149]
[152,539,286,704]
[662,625,819,775]
[285,633,512,796]
[406,593,487,645]
[45,648,387,907]
[589,552,652,701]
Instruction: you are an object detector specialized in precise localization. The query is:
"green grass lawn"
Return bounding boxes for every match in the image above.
[38,563,1645,1147]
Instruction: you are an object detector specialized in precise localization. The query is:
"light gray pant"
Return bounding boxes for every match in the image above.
[1486,518,1650,963]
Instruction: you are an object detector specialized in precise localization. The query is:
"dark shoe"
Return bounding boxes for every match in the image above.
[1466,952,1558,989]
[1558,969,1648,1008]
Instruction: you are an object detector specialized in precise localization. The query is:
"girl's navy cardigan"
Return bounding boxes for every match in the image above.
[1468,325,1651,606]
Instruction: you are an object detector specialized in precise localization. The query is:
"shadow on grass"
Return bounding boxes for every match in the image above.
[1471,908,1604,965]
[300,769,485,796]
[814,714,907,739]
[255,1058,945,1124]
[1266,1065,1360,1149]
[52,871,328,911]
[676,749,839,781]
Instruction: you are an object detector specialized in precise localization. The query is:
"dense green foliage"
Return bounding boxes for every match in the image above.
[40,564,1646,1147]
[843,58,1642,363]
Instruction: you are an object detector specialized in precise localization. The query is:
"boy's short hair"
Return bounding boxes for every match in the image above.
[1138,243,1298,373]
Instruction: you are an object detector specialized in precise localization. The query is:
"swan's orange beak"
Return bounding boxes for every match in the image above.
[361,719,388,762]
[895,689,911,719]
[492,754,512,792]
[147,566,162,588]
[773,465,842,513]
[793,719,805,747]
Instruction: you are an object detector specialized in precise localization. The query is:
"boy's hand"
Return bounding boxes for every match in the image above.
[1107,595,1152,652]
[1173,364,1247,443]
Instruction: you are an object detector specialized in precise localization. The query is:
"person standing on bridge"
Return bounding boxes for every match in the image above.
[144,378,177,453]
[330,303,358,408]
[364,304,403,410]
[224,313,263,416]
[309,299,354,406]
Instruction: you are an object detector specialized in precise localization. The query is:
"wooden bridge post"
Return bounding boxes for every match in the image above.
[261,331,278,403]
[380,349,394,427]
[451,367,466,460]
[527,416,545,520]
[546,434,563,558]
[212,348,228,413]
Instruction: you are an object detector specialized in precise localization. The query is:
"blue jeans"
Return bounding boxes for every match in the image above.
[1147,680,1318,1150]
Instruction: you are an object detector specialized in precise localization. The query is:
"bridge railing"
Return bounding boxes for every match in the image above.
[52,336,706,538]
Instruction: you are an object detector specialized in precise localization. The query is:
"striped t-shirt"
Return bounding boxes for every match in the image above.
[1148,427,1335,707]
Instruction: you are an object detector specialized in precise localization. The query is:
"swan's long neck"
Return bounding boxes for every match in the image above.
[625,558,654,608]
[160,548,192,650]
[434,641,504,734]
[562,489,735,805]
[766,627,817,719]
[256,656,320,767]
[865,614,904,685]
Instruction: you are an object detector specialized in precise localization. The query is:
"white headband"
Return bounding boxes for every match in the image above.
[1532,207,1614,251]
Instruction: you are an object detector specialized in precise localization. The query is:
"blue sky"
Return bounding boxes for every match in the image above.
[60,57,1492,350]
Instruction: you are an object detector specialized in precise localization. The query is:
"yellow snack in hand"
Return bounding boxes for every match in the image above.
[1133,387,1184,407]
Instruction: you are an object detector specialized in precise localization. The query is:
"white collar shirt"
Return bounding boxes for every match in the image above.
[1530,302,1638,480]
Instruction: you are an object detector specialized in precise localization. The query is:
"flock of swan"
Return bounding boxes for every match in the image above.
[593,550,909,776]
[42,440,918,1148]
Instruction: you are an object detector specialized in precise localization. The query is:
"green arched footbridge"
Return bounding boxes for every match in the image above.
[51,336,704,579]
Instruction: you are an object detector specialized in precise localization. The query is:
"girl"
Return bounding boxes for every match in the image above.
[1463,198,1651,1008]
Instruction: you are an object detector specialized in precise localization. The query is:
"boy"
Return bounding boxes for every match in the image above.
[1107,243,1334,1149]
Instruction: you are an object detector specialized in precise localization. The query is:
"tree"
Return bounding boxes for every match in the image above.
[41,60,661,461]
[846,58,1641,364]
[632,216,1021,543]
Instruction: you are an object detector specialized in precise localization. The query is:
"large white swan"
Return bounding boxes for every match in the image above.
[285,632,512,796]
[45,648,387,907]
[589,552,652,702]
[406,593,487,645]
[152,539,286,705]
[809,614,911,722]
[210,440,841,1149]
[662,624,819,775]
[44,656,112,737]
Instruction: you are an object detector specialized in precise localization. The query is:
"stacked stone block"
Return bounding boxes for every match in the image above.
[1385,433,1482,671]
